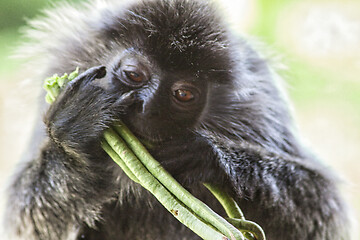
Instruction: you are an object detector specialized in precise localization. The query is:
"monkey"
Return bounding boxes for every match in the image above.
[4,0,350,239]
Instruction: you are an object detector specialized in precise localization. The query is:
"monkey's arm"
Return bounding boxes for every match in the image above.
[217,142,348,240]
[153,135,348,239]
[6,67,122,239]
[6,140,115,240]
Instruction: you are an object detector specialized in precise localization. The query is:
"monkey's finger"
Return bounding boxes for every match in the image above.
[65,65,106,92]
[50,65,107,108]
[111,90,135,108]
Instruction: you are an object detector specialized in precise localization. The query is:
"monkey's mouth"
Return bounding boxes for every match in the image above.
[122,121,166,146]
[133,130,162,146]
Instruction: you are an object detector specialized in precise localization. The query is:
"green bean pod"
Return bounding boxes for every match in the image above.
[112,123,244,240]
[103,128,229,240]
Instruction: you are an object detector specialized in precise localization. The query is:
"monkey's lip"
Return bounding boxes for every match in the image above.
[123,124,165,145]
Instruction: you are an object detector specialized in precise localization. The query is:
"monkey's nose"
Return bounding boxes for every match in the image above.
[135,101,161,119]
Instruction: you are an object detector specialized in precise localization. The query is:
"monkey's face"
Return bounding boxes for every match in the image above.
[108,49,210,142]
[96,0,233,142]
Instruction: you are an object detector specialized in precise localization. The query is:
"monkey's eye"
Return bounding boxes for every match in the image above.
[119,67,148,87]
[112,55,150,88]
[173,89,195,102]
[124,71,144,83]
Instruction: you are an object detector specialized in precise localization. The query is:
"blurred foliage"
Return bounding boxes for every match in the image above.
[0,0,80,30]
[0,0,80,77]
[251,0,360,115]
[0,0,64,76]
[0,29,22,76]
[0,0,52,30]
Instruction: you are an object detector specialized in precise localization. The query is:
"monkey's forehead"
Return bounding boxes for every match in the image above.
[97,0,232,73]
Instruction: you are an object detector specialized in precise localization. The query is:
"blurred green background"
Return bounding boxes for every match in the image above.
[0,0,359,237]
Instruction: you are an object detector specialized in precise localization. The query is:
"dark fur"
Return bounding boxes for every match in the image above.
[5,0,349,239]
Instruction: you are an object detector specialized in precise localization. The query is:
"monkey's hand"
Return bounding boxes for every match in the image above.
[8,67,129,240]
[44,66,128,161]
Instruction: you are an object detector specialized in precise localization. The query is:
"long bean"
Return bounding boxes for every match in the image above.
[103,128,228,240]
[204,183,266,240]
[112,123,244,240]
